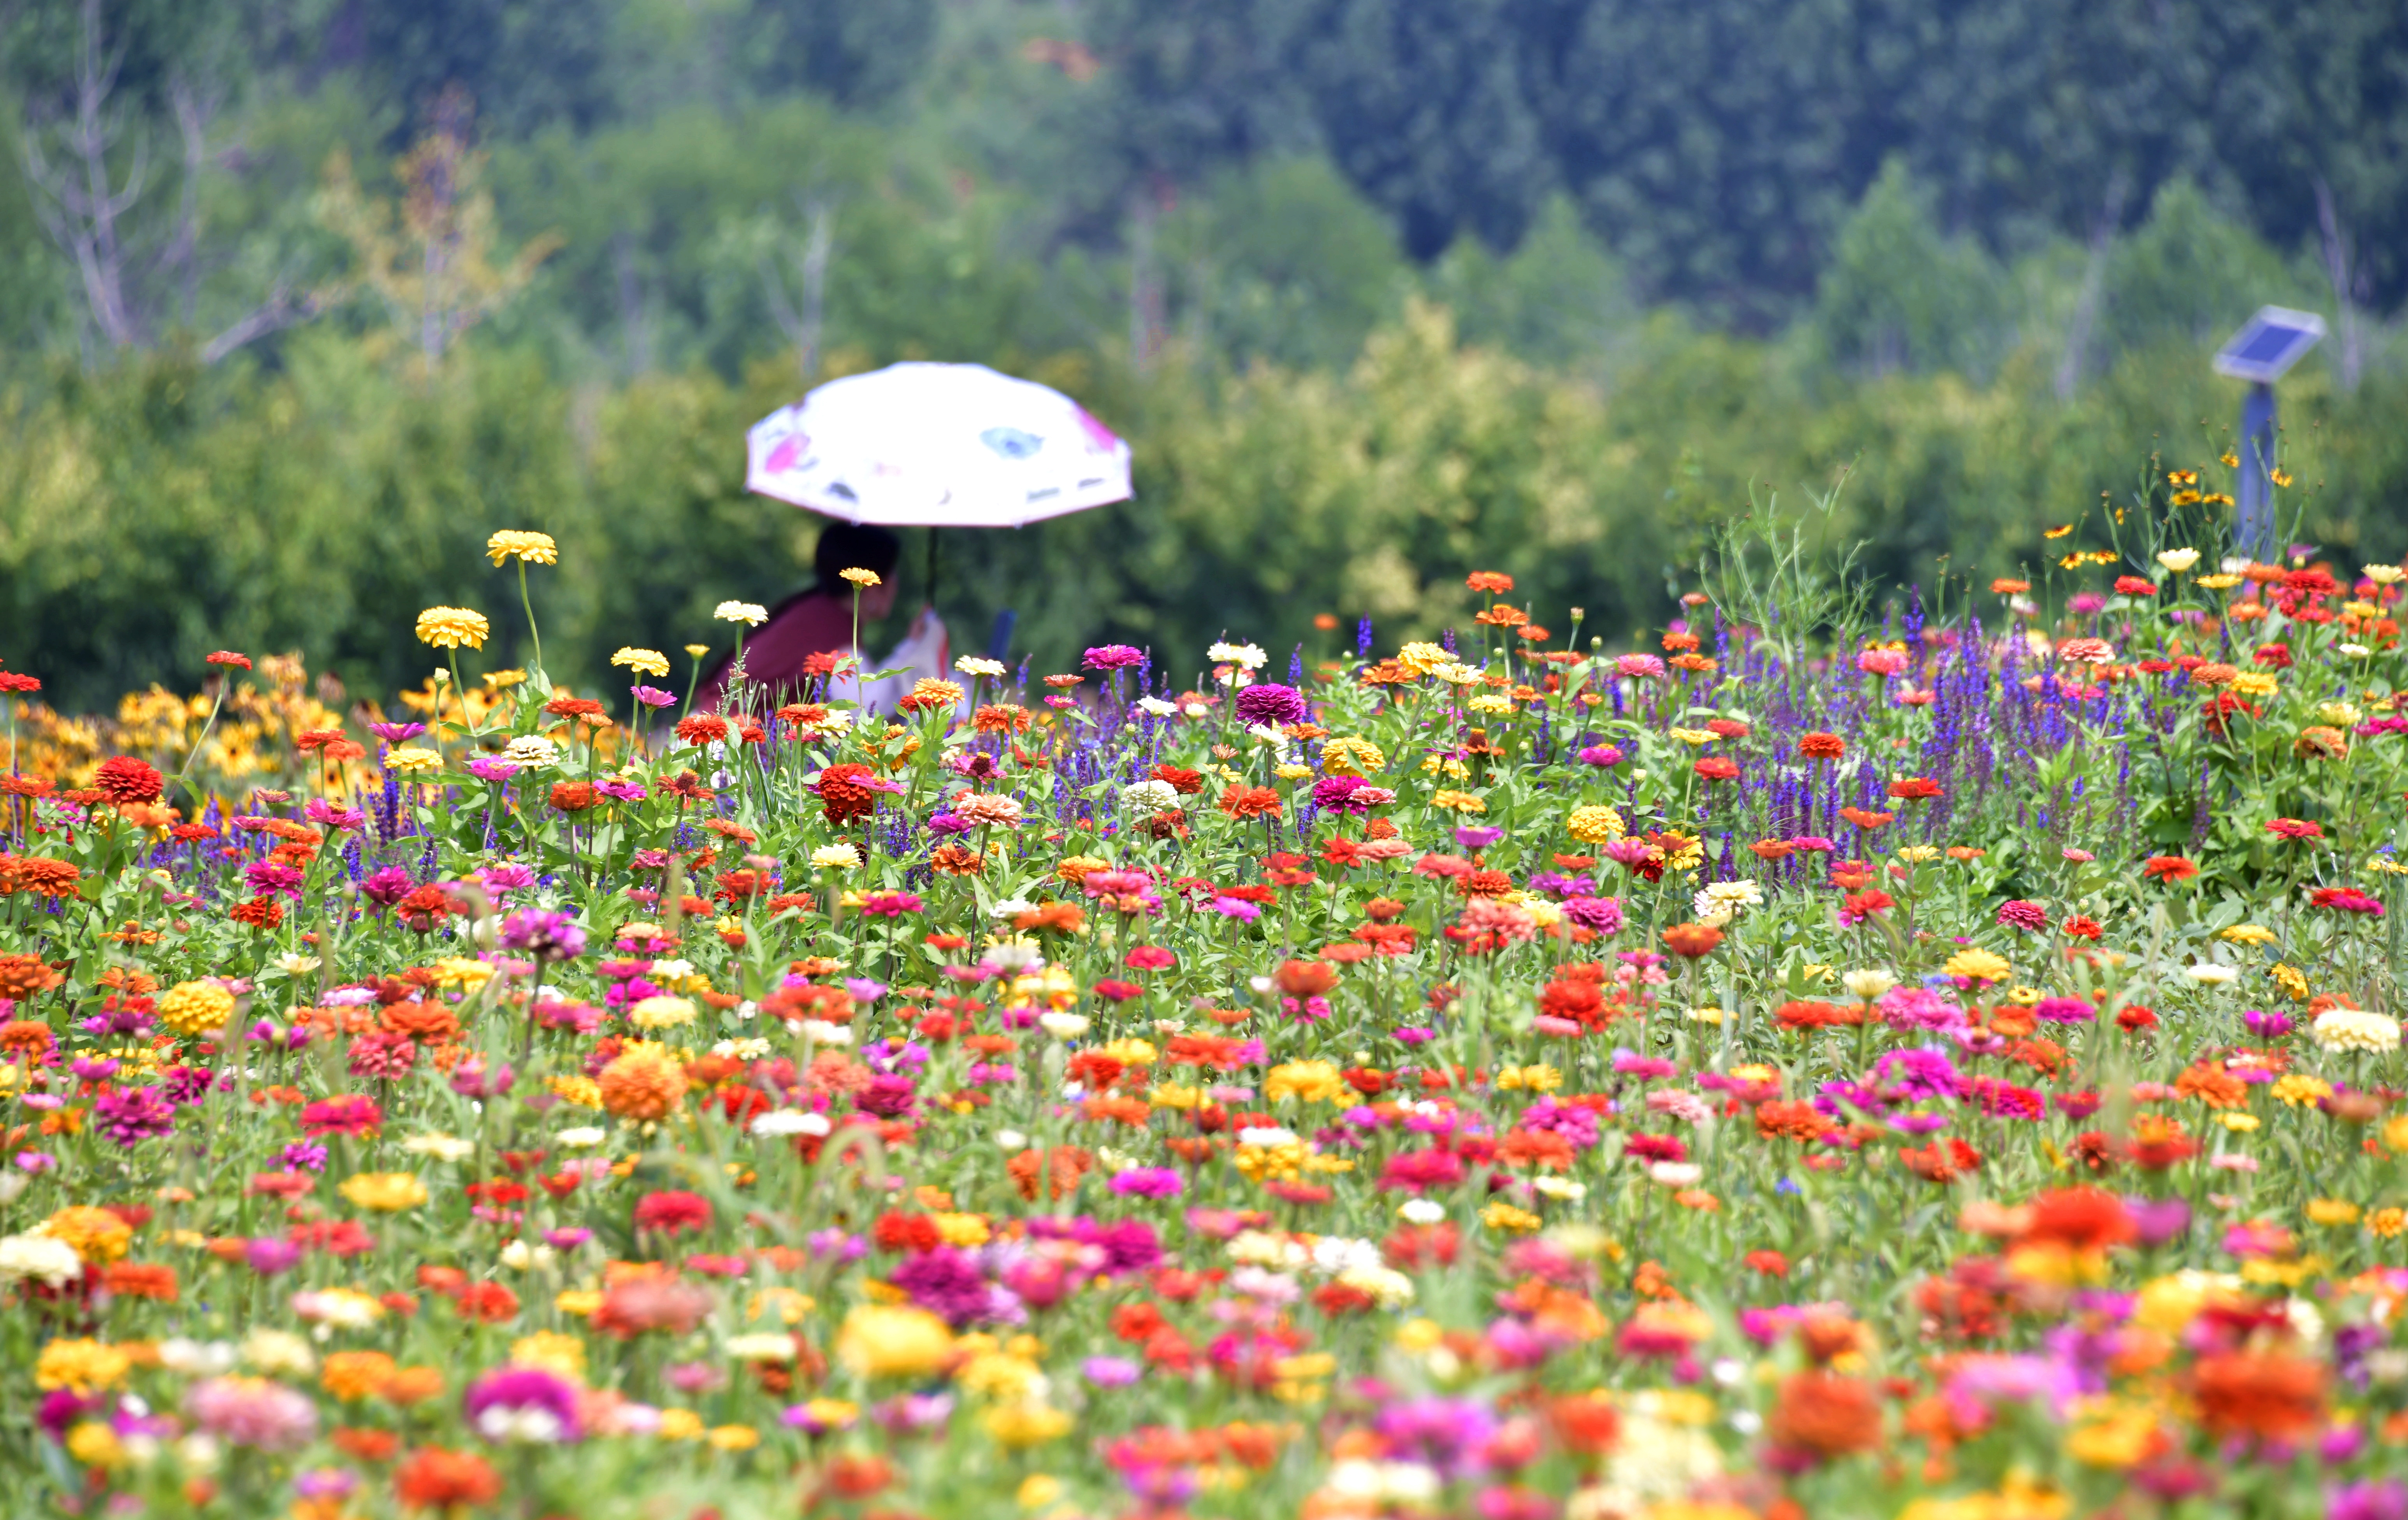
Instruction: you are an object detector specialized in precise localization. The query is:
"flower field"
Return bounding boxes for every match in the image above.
[8,499,2408,1520]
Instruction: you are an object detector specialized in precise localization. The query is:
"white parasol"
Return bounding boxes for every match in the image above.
[744,362,1132,528]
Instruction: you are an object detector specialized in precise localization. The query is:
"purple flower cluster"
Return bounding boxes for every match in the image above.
[1232,682,1307,726]
[497,908,587,962]
[93,1086,175,1147]
[464,1366,583,1443]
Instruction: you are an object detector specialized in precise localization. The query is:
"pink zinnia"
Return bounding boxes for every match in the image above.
[1995,899,2049,932]
[1107,1167,1183,1199]
[298,1093,381,1137]
[184,1377,317,1450]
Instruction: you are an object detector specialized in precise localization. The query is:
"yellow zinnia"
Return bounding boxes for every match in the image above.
[1565,804,1624,843]
[35,1338,131,1394]
[834,1304,955,1379]
[1320,736,1385,775]
[414,606,490,650]
[612,647,671,678]
[1942,948,2013,985]
[338,1172,427,1212]
[1265,1060,1346,1104]
[485,530,558,566]
[38,1206,133,1264]
[155,980,236,1038]
[982,1401,1073,1448]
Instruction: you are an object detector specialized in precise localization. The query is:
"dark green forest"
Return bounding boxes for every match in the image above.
[2,0,2403,709]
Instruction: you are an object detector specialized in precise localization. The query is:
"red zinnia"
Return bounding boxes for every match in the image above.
[2188,1352,2325,1442]
[229,896,285,930]
[1798,732,1846,760]
[2021,1186,2135,1250]
[206,650,253,669]
[2141,855,2199,883]
[816,762,877,826]
[631,1190,712,1236]
[1769,1372,1882,1459]
[1219,786,1281,821]
[92,756,163,806]
[1151,765,1204,795]
[395,1447,503,1508]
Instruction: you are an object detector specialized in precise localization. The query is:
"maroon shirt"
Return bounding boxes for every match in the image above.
[695,591,855,712]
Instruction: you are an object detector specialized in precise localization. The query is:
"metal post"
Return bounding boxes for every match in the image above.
[2235,381,2278,565]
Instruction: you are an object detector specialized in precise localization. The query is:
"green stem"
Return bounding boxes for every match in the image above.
[163,685,228,811]
[517,560,545,681]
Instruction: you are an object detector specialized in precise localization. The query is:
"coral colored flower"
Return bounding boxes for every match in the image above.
[1660,922,1723,958]
[394,1446,503,1509]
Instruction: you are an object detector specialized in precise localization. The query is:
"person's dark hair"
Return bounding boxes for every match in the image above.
[814,521,902,593]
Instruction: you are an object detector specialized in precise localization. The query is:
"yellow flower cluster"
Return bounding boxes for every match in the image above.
[155,980,235,1037]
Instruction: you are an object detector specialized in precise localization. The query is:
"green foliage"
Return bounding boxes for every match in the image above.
[9,301,2406,715]
[1812,161,2011,379]
[2102,177,2318,353]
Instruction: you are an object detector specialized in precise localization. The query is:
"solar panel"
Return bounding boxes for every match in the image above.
[2213,306,2326,383]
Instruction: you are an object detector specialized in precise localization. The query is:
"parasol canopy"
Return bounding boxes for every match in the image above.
[744,362,1132,528]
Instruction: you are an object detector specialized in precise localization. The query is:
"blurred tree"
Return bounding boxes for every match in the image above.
[745,0,940,111]
[1295,0,1565,259]
[331,0,615,137]
[1425,196,1633,370]
[1157,156,1410,371]
[10,0,335,360]
[1812,161,2010,378]
[319,90,562,369]
[2100,177,2309,354]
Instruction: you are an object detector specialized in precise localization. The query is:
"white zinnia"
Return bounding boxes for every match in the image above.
[1841,969,1898,1000]
[751,1109,830,1139]
[501,735,561,768]
[0,1233,83,1288]
[2314,1008,2401,1054]
[403,1133,476,1164]
[1121,779,1181,814]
